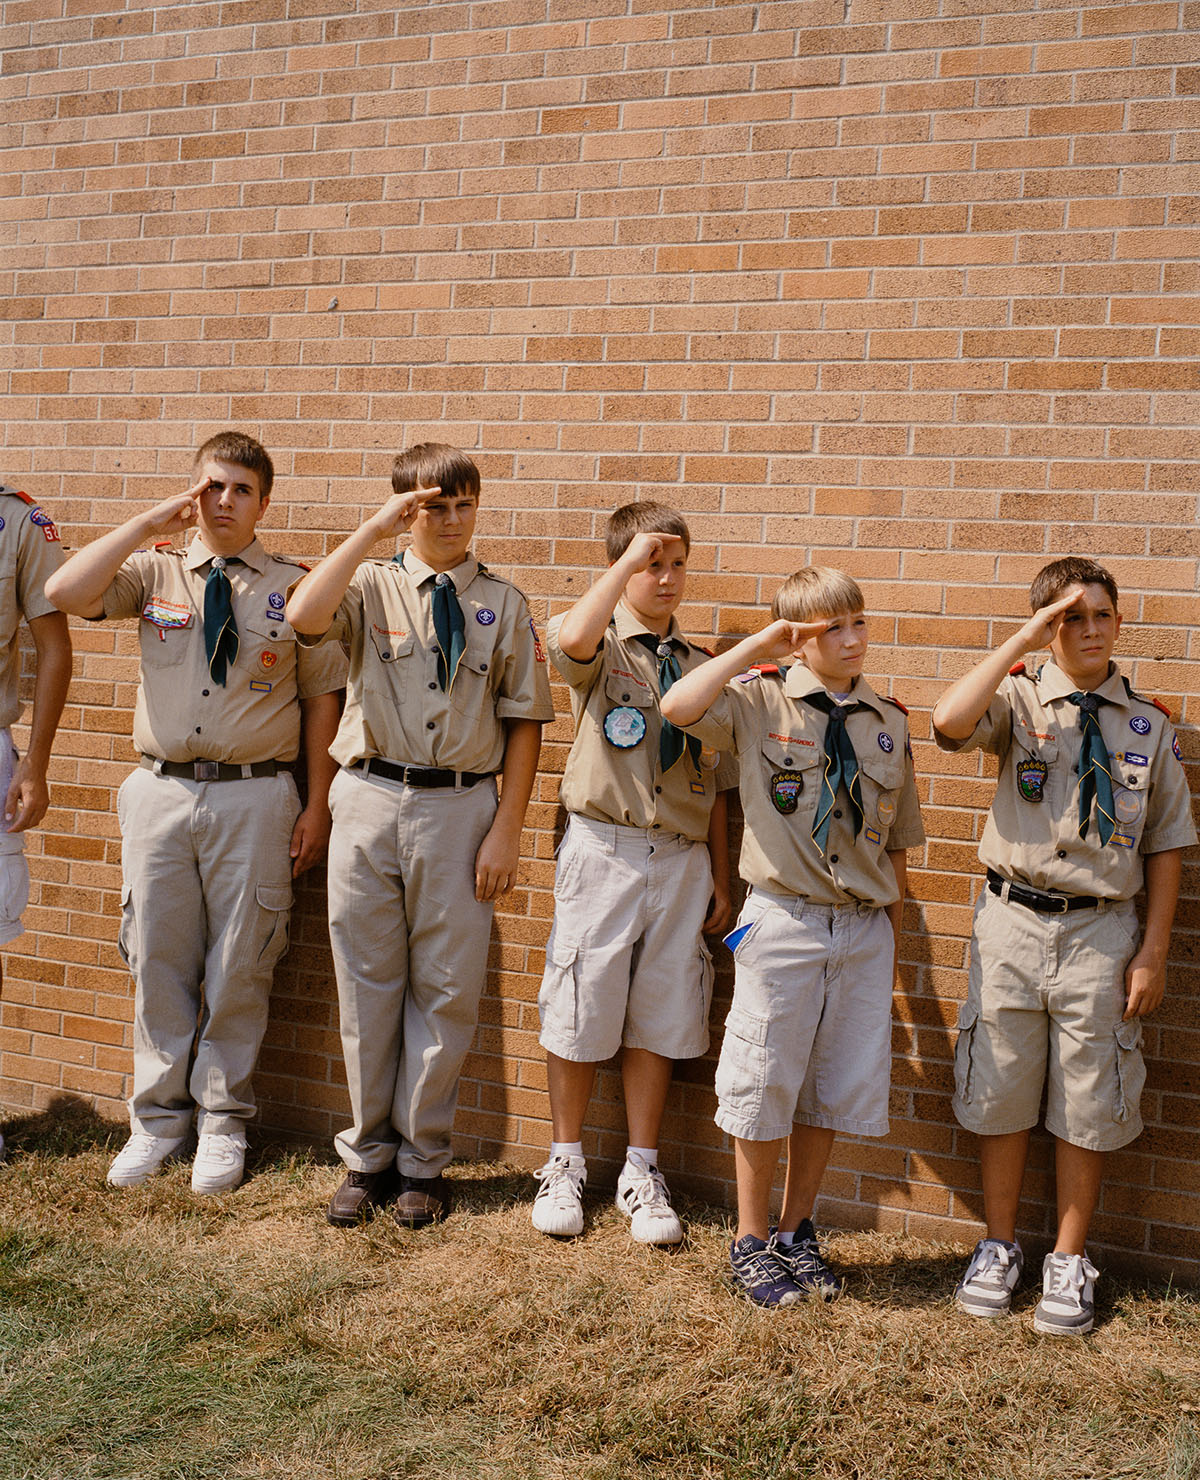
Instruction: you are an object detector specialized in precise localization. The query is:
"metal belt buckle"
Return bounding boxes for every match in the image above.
[195,760,220,781]
[1045,894,1069,913]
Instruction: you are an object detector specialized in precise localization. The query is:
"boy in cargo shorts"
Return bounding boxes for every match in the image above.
[662,568,924,1306]
[531,502,734,1245]
[932,557,1195,1336]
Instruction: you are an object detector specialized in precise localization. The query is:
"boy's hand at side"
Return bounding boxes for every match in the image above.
[702,884,732,936]
[5,756,49,833]
[1123,946,1166,1019]
[474,816,520,902]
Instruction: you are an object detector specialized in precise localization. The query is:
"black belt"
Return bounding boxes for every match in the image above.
[986,869,1100,915]
[141,756,285,782]
[350,758,492,789]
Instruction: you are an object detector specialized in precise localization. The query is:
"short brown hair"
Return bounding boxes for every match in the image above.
[194,431,274,499]
[772,566,864,624]
[605,501,691,563]
[1030,557,1118,613]
[391,442,481,501]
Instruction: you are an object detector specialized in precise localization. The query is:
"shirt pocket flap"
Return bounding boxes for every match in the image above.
[605,670,655,708]
[244,615,293,643]
[759,736,820,771]
[859,751,905,790]
[368,627,415,663]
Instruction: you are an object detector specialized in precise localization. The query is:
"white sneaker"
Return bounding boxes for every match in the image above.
[955,1237,1024,1318]
[107,1132,188,1188]
[531,1154,586,1237]
[191,1132,247,1194]
[615,1153,683,1246]
[1034,1251,1099,1336]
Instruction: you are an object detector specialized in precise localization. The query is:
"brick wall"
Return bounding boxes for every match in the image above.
[1,0,1198,1278]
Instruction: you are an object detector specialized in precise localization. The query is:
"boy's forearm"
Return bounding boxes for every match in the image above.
[44,512,160,618]
[1140,847,1183,962]
[662,638,759,726]
[300,691,340,810]
[493,718,543,829]
[885,848,907,971]
[24,612,71,774]
[706,789,732,895]
[285,523,379,634]
[555,558,636,662]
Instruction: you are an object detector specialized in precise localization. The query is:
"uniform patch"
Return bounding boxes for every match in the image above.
[141,597,193,640]
[530,616,546,663]
[1115,791,1142,823]
[769,770,805,815]
[690,781,706,795]
[1173,733,1183,762]
[260,651,278,670]
[1123,751,1148,767]
[28,507,59,542]
[768,732,815,748]
[603,706,646,749]
[699,745,720,771]
[876,796,897,825]
[1016,756,1048,802]
[877,732,894,753]
[736,669,761,684]
[249,680,273,693]
[476,607,496,625]
[0,517,6,532]
[268,592,284,610]
[1129,715,1151,735]
[865,826,882,845]
[1111,832,1135,848]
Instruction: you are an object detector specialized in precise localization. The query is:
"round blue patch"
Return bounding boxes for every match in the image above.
[603,706,647,749]
[268,592,285,609]
[0,517,6,532]
[1129,714,1152,735]
[476,608,496,625]
[877,732,894,753]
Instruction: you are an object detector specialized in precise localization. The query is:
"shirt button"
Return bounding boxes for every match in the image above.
[270,629,278,638]
[622,692,630,701]
[428,681,437,691]
[195,727,202,734]
[1057,850,1067,858]
[652,822,661,829]
[830,854,839,863]
[381,650,390,659]
[834,809,842,818]
[426,721,436,731]
[202,689,210,697]
[783,756,792,766]
[480,663,488,673]
[655,786,662,794]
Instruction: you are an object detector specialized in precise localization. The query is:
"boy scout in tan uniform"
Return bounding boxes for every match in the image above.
[531,503,735,1247]
[933,557,1195,1337]
[0,482,72,1163]
[662,567,924,1308]
[45,432,344,1195]
[286,442,553,1230]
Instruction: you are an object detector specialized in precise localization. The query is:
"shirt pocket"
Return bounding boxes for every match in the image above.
[859,750,905,837]
[604,670,655,709]
[365,627,416,703]
[1010,736,1060,809]
[449,644,499,720]
[138,610,195,669]
[758,736,820,821]
[1111,756,1150,841]
[241,615,296,685]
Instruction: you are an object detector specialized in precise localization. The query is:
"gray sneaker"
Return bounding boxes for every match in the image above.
[955,1237,1024,1318]
[1033,1252,1099,1336]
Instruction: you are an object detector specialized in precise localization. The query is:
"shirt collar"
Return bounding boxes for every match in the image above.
[402,549,480,592]
[613,602,686,649]
[184,534,269,575]
[1036,658,1128,708]
[784,664,888,718]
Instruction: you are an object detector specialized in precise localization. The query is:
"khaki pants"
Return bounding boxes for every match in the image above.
[117,766,299,1138]
[327,765,497,1178]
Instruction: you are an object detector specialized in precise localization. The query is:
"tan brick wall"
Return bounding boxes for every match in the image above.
[2,0,1198,1277]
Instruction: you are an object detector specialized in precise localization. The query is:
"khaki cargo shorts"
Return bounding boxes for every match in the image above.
[953,889,1146,1152]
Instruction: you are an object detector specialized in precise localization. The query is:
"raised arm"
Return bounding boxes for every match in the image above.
[660,619,828,727]
[44,483,210,619]
[285,487,441,635]
[556,532,683,661]
[931,586,1085,742]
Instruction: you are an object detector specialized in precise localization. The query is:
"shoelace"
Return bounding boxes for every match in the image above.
[622,1167,671,1211]
[1044,1257,1089,1300]
[736,1243,789,1287]
[536,1160,584,1201]
[968,1244,1014,1284]
[782,1237,827,1278]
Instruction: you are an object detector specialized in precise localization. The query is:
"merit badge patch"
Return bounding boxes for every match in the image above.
[1115,790,1143,824]
[28,507,59,542]
[1173,733,1183,762]
[690,781,706,795]
[250,680,273,693]
[603,706,646,749]
[268,592,285,610]
[530,616,546,663]
[877,732,894,753]
[865,826,882,845]
[260,651,279,671]
[476,608,496,625]
[1129,714,1152,736]
[876,795,897,825]
[141,597,192,640]
[1123,751,1148,767]
[1111,832,1135,849]
[1017,756,1048,802]
[770,770,805,815]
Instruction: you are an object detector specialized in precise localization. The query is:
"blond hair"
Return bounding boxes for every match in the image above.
[772,566,864,624]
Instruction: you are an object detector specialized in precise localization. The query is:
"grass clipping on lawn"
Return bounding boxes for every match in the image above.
[0,1107,1197,1480]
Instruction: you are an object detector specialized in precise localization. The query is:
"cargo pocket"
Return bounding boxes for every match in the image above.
[117,882,138,973]
[538,937,581,1039]
[714,1004,769,1121]
[1113,1018,1145,1124]
[255,883,294,968]
[953,1002,980,1106]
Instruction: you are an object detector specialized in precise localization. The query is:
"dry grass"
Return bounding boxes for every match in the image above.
[1,1101,1197,1480]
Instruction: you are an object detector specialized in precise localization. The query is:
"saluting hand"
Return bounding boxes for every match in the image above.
[622,531,685,572]
[367,486,444,540]
[1017,585,1086,655]
[142,480,209,538]
[751,617,834,663]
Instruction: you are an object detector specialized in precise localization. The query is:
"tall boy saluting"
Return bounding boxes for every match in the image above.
[285,444,553,1230]
[933,558,1195,1336]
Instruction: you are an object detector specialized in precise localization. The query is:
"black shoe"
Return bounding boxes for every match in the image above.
[325,1167,398,1227]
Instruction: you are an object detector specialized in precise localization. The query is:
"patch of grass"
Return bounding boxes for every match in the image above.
[1,1109,1197,1480]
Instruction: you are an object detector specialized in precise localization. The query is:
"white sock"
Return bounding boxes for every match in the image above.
[549,1141,583,1162]
[775,1228,797,1246]
[625,1145,658,1171]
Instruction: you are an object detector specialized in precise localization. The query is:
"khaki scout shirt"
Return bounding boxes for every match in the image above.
[0,488,64,730]
[293,550,554,773]
[935,659,1197,899]
[101,535,347,765]
[683,663,925,906]
[549,603,737,844]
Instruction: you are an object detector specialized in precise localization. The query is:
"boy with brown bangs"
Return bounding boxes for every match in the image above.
[286,443,554,1231]
[932,557,1194,1337]
[662,568,923,1307]
[46,431,345,1195]
[530,501,735,1246]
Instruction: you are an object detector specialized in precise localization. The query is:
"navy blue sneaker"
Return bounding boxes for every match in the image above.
[772,1219,843,1301]
[729,1234,806,1309]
